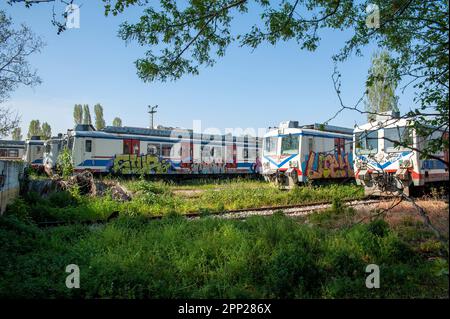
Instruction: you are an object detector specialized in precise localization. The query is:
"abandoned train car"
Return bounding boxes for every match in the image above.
[353,112,449,196]
[0,140,25,161]
[44,124,263,176]
[24,137,45,169]
[262,121,354,188]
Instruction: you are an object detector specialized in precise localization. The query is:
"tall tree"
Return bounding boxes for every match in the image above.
[11,127,22,141]
[94,103,106,130]
[104,0,448,162]
[0,10,43,103]
[112,117,122,127]
[0,10,43,137]
[82,104,91,125]
[41,122,52,140]
[27,119,41,139]
[73,104,83,125]
[0,106,20,137]
[365,51,400,122]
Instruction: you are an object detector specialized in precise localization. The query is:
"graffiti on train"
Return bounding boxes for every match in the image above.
[109,154,174,175]
[304,151,354,179]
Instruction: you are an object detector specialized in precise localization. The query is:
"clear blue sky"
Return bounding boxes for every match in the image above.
[1,1,416,138]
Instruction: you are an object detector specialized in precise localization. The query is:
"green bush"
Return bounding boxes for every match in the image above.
[0,212,447,299]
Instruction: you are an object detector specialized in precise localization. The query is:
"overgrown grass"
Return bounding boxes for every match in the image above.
[7,179,364,222]
[0,209,447,299]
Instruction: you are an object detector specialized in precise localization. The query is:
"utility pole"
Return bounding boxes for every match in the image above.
[148,105,158,129]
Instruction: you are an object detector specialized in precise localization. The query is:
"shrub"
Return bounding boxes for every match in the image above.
[56,148,74,178]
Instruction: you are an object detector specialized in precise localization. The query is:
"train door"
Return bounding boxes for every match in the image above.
[84,139,93,159]
[123,139,132,155]
[334,137,345,156]
[132,140,140,155]
[123,139,140,155]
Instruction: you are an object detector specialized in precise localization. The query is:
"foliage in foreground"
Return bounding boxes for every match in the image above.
[0,207,447,299]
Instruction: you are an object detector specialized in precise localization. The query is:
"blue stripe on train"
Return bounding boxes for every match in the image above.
[359,151,412,169]
[263,154,298,168]
[78,159,254,169]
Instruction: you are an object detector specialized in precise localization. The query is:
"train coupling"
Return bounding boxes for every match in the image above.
[276,168,299,190]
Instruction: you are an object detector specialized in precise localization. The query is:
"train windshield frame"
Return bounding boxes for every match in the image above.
[281,134,300,155]
[384,126,413,153]
[355,130,378,155]
[264,136,278,156]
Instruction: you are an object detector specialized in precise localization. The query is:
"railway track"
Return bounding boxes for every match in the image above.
[200,198,388,220]
[36,197,389,228]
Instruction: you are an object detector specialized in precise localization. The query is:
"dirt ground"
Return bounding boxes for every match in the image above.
[356,199,449,236]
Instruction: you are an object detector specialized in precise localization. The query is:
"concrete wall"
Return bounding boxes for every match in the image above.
[0,160,24,215]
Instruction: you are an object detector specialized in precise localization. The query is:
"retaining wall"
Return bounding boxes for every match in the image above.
[0,160,24,215]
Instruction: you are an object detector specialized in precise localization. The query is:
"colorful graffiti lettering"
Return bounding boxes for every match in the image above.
[304,151,354,179]
[109,154,174,175]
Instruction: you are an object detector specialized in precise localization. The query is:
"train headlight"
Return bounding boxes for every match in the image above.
[400,160,412,169]
[356,160,367,170]
[289,161,298,168]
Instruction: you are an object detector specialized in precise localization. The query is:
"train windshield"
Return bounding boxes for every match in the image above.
[355,130,378,155]
[384,126,413,152]
[264,136,278,155]
[281,135,300,155]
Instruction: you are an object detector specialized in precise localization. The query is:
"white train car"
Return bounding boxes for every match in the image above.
[0,140,25,161]
[353,112,449,196]
[24,137,45,169]
[45,124,263,176]
[43,135,66,175]
[262,121,354,188]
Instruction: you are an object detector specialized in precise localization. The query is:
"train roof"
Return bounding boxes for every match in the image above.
[354,118,412,133]
[102,125,192,137]
[26,139,45,145]
[0,140,25,147]
[266,122,353,137]
[301,123,354,135]
[72,125,262,141]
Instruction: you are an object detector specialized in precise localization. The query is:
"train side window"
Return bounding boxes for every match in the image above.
[0,149,7,157]
[162,144,172,157]
[215,147,222,158]
[308,138,314,154]
[85,140,92,153]
[8,149,19,158]
[243,148,249,159]
[147,143,161,156]
[334,138,345,155]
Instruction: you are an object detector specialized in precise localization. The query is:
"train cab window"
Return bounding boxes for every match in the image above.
[355,130,378,155]
[384,127,413,152]
[264,137,278,155]
[162,144,172,157]
[85,140,92,153]
[281,134,300,155]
